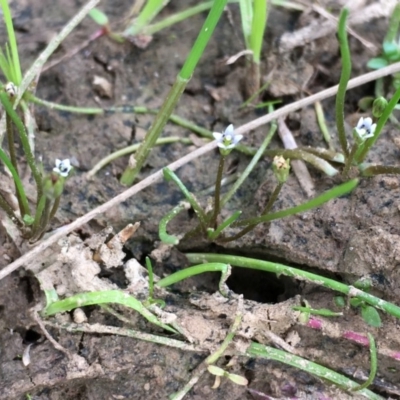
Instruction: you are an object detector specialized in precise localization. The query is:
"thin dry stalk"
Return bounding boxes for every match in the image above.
[278,116,315,197]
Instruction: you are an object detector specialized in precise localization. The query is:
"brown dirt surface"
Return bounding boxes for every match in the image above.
[1,0,400,399]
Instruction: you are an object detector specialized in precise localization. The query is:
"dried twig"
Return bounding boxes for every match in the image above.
[278,116,315,197]
[279,0,396,53]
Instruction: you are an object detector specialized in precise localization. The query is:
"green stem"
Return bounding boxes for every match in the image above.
[247,343,383,399]
[0,0,22,84]
[42,290,176,333]
[29,96,214,139]
[342,142,359,178]
[120,76,188,185]
[123,0,168,36]
[207,210,241,240]
[88,137,192,177]
[220,181,283,242]
[162,167,207,228]
[250,0,268,64]
[210,155,225,229]
[0,147,30,216]
[159,202,188,245]
[352,333,377,392]
[121,0,228,185]
[360,164,400,176]
[142,1,216,35]
[6,112,26,216]
[31,194,46,239]
[384,2,400,43]
[156,263,229,288]
[185,253,400,320]
[0,191,23,228]
[263,148,339,176]
[221,120,277,206]
[315,101,335,151]
[232,179,358,227]
[356,84,400,162]
[0,92,42,202]
[335,8,351,157]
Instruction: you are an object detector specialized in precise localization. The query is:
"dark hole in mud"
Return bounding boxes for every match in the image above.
[18,275,37,304]
[226,268,292,303]
[22,328,41,344]
[98,265,128,288]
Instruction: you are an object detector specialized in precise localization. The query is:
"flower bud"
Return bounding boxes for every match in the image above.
[272,156,290,183]
[372,96,388,118]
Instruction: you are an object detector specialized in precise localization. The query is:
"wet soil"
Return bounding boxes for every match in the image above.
[1,0,400,399]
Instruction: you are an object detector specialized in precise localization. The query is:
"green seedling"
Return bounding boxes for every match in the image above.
[239,0,269,98]
[0,0,99,241]
[42,289,177,334]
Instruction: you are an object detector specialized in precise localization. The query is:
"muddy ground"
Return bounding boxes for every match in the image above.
[1,0,400,399]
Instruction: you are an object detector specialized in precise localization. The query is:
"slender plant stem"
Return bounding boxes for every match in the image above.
[159,202,188,245]
[211,155,225,229]
[156,263,229,288]
[250,0,268,64]
[335,8,351,157]
[48,196,61,222]
[221,120,277,207]
[247,343,383,399]
[185,253,400,320]
[31,195,46,239]
[121,0,228,185]
[0,0,22,84]
[208,210,241,240]
[220,181,283,242]
[163,167,207,227]
[352,333,377,392]
[0,192,23,228]
[0,147,30,216]
[120,77,188,185]
[88,137,192,177]
[0,93,42,203]
[315,101,335,151]
[123,0,167,36]
[142,1,216,36]
[360,164,400,176]
[5,112,26,216]
[342,142,359,178]
[232,179,358,227]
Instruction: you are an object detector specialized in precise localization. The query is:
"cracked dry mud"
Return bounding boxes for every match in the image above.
[1,0,400,399]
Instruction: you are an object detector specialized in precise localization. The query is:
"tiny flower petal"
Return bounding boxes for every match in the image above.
[53,158,72,177]
[213,125,242,152]
[213,132,223,141]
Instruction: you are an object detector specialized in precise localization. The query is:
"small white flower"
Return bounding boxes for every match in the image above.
[213,124,243,150]
[53,158,72,177]
[354,117,376,141]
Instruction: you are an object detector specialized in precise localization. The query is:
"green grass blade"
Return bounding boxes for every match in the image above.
[42,290,177,333]
[234,179,358,227]
[0,0,22,84]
